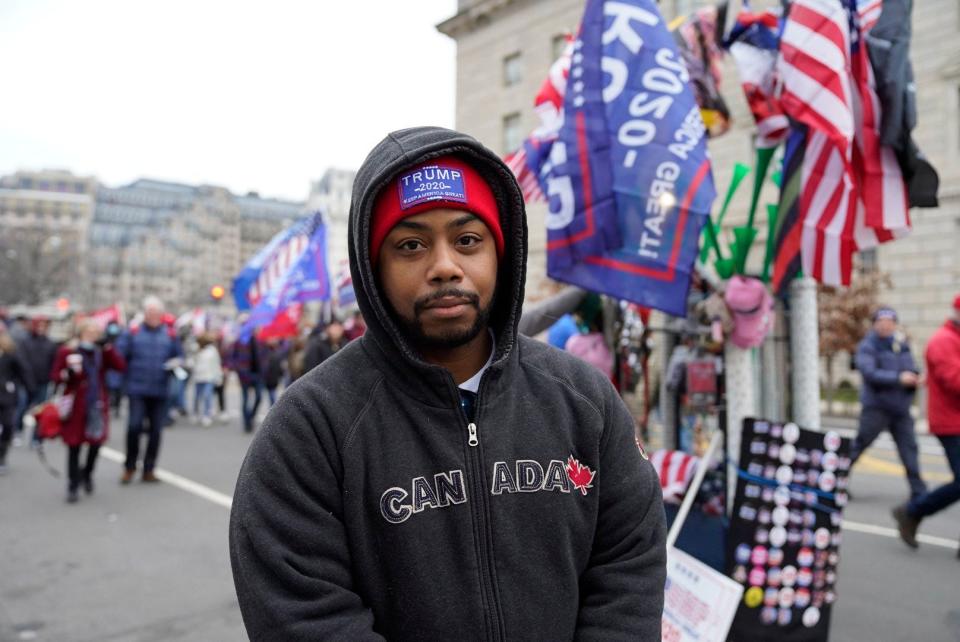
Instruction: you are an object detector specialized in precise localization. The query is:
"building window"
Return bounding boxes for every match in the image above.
[503,52,522,87]
[859,248,879,274]
[502,112,524,154]
[552,34,569,61]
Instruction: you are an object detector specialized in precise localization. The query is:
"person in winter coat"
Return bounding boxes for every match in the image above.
[301,318,346,374]
[229,335,263,433]
[116,296,183,483]
[17,317,58,445]
[0,328,33,474]
[851,306,927,499]
[191,333,223,427]
[893,295,960,552]
[51,320,126,502]
[261,337,288,406]
[229,127,666,641]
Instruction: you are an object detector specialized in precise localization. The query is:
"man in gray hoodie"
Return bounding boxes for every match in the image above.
[229,126,666,641]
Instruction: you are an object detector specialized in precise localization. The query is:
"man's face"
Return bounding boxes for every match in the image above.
[378,208,498,352]
[874,317,896,338]
[144,305,164,328]
[34,320,49,336]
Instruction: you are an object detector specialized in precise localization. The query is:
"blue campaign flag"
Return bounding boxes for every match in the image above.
[237,213,330,340]
[232,214,317,312]
[541,0,717,317]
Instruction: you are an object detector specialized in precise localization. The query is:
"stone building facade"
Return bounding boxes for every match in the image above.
[307,168,357,285]
[86,180,302,310]
[439,0,960,357]
[0,169,97,304]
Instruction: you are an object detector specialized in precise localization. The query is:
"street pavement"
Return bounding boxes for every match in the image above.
[1,394,959,641]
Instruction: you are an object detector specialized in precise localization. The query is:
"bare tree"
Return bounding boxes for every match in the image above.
[0,227,80,306]
[818,272,891,413]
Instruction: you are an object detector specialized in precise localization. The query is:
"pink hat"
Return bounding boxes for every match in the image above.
[564,332,614,378]
[724,276,773,349]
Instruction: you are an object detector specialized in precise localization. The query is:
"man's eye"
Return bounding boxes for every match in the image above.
[457,235,481,247]
[399,239,424,251]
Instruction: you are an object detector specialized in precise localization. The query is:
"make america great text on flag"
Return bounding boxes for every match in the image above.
[232,212,330,340]
[527,0,717,316]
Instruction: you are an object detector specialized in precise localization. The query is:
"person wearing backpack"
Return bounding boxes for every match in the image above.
[50,320,126,502]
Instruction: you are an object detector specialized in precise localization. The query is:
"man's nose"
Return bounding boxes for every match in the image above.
[427,242,464,283]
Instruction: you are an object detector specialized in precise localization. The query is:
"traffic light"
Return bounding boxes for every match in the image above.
[210,285,225,301]
[55,297,70,311]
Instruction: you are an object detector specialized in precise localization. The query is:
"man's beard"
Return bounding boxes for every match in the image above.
[397,287,494,351]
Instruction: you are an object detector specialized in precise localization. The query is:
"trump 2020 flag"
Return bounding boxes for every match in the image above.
[232,214,320,312]
[237,213,330,340]
[542,0,716,316]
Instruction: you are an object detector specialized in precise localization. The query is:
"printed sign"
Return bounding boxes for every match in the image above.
[663,547,744,642]
[727,418,851,641]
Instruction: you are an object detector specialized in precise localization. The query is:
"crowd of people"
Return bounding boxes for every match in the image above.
[0,295,364,502]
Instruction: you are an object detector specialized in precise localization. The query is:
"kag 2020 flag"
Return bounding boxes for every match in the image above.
[540,0,716,316]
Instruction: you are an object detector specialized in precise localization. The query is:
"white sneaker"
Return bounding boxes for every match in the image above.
[201,416,212,427]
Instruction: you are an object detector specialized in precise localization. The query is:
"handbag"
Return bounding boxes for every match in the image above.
[50,386,75,421]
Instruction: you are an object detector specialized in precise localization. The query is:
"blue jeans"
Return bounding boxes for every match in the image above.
[126,395,167,472]
[240,381,262,432]
[908,435,960,519]
[193,382,215,418]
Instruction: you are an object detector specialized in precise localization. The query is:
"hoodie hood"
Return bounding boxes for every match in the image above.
[348,126,528,393]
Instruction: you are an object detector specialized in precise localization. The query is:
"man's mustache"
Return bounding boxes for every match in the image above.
[413,288,481,315]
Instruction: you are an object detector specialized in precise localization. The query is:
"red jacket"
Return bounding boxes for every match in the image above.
[51,344,126,447]
[925,321,960,435]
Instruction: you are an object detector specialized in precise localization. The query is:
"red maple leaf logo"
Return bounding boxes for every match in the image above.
[566,455,596,496]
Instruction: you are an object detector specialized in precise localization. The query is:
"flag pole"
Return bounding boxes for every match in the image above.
[788,277,821,430]
[667,430,723,549]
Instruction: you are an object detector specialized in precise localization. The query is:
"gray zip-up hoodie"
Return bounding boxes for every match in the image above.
[229,126,666,641]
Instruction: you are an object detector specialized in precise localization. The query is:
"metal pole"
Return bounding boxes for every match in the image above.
[666,430,723,550]
[725,342,756,511]
[789,277,821,430]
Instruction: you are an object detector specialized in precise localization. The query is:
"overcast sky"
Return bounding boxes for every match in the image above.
[0,0,457,201]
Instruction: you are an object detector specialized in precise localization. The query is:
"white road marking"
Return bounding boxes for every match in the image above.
[843,519,957,550]
[99,446,233,509]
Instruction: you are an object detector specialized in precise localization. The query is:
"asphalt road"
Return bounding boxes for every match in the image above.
[1,397,958,642]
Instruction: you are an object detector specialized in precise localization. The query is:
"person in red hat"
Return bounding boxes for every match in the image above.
[229,127,666,641]
[893,294,960,553]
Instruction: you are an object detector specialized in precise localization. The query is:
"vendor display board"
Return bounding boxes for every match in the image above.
[727,418,851,641]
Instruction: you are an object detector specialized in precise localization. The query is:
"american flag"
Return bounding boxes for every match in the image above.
[725,9,790,148]
[502,35,573,203]
[649,449,699,504]
[778,0,909,287]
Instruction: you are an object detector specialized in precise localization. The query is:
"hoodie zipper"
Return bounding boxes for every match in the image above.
[457,376,504,642]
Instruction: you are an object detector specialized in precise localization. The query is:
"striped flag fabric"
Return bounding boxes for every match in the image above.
[505,146,544,203]
[502,35,572,203]
[649,449,699,504]
[725,9,790,148]
[772,127,807,295]
[777,0,910,288]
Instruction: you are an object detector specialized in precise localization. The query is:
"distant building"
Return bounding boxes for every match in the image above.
[87,179,304,310]
[439,0,960,356]
[308,168,356,291]
[0,169,97,304]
